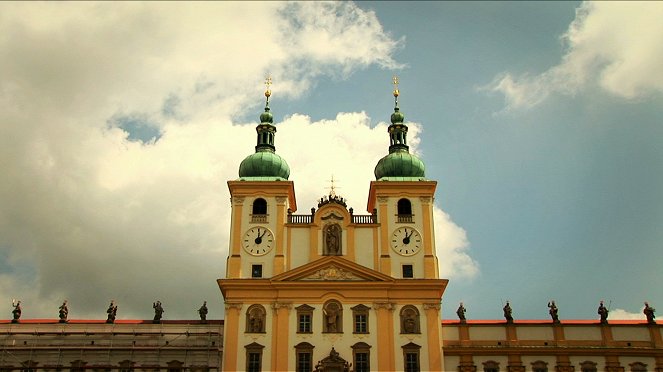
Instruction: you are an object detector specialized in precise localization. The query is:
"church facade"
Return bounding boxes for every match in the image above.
[1,83,662,371]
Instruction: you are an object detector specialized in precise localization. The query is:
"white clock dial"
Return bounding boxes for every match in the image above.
[242,227,274,256]
[390,227,422,256]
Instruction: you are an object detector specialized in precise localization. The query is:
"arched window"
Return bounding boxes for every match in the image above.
[399,305,420,334]
[323,223,342,256]
[246,304,266,333]
[580,361,597,372]
[252,198,267,222]
[482,360,500,372]
[323,300,343,333]
[630,362,647,372]
[167,361,183,372]
[531,361,548,372]
[397,198,413,222]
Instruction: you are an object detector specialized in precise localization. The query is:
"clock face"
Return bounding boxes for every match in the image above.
[390,227,422,256]
[242,227,274,256]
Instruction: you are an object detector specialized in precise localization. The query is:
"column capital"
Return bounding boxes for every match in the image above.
[272,301,293,310]
[372,301,395,311]
[225,302,243,311]
[423,302,441,310]
[232,196,245,205]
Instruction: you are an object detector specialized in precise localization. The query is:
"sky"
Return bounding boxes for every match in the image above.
[1,2,662,322]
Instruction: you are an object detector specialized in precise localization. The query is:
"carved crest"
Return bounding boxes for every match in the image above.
[304,265,360,281]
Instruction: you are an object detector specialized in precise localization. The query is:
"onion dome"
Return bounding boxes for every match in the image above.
[374,77,426,181]
[238,78,290,181]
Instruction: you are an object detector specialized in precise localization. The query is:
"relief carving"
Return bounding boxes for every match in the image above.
[304,266,360,281]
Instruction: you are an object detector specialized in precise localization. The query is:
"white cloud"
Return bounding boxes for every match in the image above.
[610,308,645,320]
[0,2,471,320]
[485,2,663,110]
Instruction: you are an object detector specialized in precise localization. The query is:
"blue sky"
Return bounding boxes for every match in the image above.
[1,2,661,321]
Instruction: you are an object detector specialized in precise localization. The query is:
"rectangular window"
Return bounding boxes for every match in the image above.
[296,352,311,372]
[251,264,263,278]
[354,313,368,333]
[298,314,312,333]
[402,264,414,278]
[355,352,369,372]
[404,352,419,372]
[247,352,261,372]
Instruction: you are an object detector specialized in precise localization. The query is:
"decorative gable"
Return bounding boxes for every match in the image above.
[272,256,394,283]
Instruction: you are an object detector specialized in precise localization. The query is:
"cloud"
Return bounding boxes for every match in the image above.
[610,308,645,320]
[0,2,470,320]
[484,2,663,110]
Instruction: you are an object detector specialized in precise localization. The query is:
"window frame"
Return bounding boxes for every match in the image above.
[295,304,315,334]
[352,342,371,372]
[402,342,421,372]
[245,342,264,372]
[351,304,370,334]
[294,342,314,372]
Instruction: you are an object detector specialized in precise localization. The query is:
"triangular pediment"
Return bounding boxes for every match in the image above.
[272,256,394,282]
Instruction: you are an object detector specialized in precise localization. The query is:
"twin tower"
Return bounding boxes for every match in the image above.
[218,80,448,372]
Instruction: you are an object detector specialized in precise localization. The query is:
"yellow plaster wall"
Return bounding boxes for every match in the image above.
[442,325,460,341]
[468,325,506,340]
[515,325,553,340]
[353,228,375,269]
[564,326,602,340]
[611,326,651,341]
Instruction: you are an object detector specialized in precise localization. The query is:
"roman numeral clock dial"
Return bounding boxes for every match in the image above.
[242,227,274,256]
[390,227,422,256]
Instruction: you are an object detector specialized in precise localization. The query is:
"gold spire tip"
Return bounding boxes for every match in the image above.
[392,75,400,97]
[264,75,272,98]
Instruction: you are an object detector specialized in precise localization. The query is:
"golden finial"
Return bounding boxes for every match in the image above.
[392,75,400,97]
[264,75,272,99]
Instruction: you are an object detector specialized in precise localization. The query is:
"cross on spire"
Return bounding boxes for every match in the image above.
[328,175,340,197]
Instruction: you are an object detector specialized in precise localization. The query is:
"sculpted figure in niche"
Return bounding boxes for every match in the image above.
[323,301,342,332]
[247,305,265,333]
[401,306,419,333]
[324,223,342,255]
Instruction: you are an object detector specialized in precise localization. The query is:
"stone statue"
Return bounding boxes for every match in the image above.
[249,312,263,332]
[153,301,164,323]
[11,300,21,323]
[324,224,342,255]
[198,301,208,323]
[598,300,609,324]
[456,302,466,323]
[643,302,656,324]
[548,301,559,324]
[323,303,339,332]
[106,301,118,323]
[58,300,69,323]
[503,301,513,323]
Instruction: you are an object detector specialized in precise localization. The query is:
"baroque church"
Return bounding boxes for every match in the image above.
[1,80,662,372]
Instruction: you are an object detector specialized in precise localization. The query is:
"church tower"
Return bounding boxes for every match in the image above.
[219,78,447,372]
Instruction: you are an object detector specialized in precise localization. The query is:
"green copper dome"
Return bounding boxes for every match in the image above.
[374,150,425,180]
[238,84,290,181]
[374,80,426,181]
[239,150,290,180]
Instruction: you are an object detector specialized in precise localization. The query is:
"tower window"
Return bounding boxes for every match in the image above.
[251,265,263,278]
[251,198,268,222]
[402,264,414,278]
[397,198,413,222]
